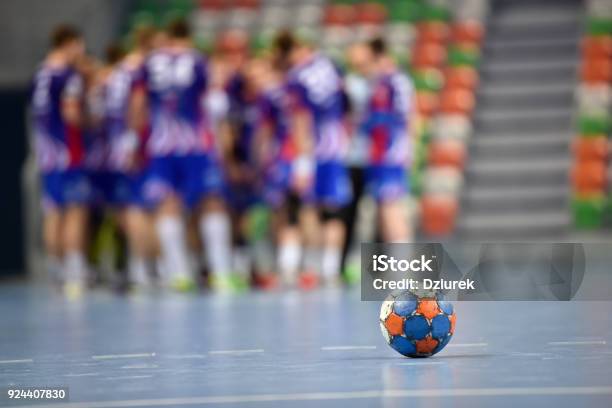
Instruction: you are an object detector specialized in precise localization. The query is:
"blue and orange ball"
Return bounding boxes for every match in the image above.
[380,291,456,357]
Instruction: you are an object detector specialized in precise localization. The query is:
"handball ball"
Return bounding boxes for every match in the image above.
[380,291,456,357]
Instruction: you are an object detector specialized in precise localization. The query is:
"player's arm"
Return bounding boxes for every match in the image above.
[287,87,315,191]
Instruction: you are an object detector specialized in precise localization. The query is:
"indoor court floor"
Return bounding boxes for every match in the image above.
[0,283,611,407]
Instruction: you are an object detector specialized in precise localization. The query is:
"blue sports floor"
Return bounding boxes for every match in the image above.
[0,283,611,407]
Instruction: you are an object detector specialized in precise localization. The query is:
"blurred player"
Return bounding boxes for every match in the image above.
[141,18,235,292]
[274,32,353,287]
[99,27,157,288]
[30,25,90,296]
[355,38,413,242]
[251,56,299,288]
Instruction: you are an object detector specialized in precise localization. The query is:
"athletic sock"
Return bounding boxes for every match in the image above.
[63,250,87,284]
[156,216,192,282]
[128,256,151,286]
[321,247,342,283]
[277,242,301,285]
[199,213,232,277]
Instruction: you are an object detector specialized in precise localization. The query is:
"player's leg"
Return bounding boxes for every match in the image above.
[124,205,156,287]
[186,154,239,292]
[59,169,91,296]
[61,203,89,295]
[320,207,346,287]
[145,156,193,290]
[42,207,63,284]
[315,161,352,286]
[374,165,412,243]
[276,193,303,287]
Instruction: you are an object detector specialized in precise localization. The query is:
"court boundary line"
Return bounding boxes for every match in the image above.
[7,386,612,408]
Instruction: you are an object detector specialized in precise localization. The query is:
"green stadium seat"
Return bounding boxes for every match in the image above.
[578,115,612,136]
[412,68,444,92]
[572,195,606,229]
[587,18,612,36]
[448,44,480,67]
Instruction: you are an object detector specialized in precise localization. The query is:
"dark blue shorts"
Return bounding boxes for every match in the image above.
[143,154,225,208]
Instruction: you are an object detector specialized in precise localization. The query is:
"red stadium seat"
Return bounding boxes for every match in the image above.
[324,5,355,26]
[582,36,612,60]
[451,21,484,44]
[581,59,612,83]
[572,137,609,161]
[444,66,479,91]
[421,194,459,236]
[356,3,387,25]
[199,0,228,10]
[571,160,608,193]
[416,22,449,44]
[439,89,475,115]
[411,42,447,68]
[428,139,467,169]
[415,91,439,117]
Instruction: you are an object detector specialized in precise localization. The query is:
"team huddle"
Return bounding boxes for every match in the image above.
[30,19,415,295]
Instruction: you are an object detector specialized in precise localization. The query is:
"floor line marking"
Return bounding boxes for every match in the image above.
[63,373,100,377]
[321,346,377,351]
[548,341,606,346]
[8,386,612,408]
[164,354,207,359]
[208,349,264,355]
[446,343,488,348]
[102,375,154,381]
[92,353,156,360]
[0,359,33,364]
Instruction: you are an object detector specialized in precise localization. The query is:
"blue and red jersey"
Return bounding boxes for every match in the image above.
[30,63,84,173]
[286,54,348,162]
[258,84,294,164]
[102,61,147,172]
[362,71,413,167]
[142,48,213,157]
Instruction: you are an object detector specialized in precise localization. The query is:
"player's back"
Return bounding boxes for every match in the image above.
[143,47,211,156]
[288,54,348,161]
[31,62,83,172]
[366,69,414,166]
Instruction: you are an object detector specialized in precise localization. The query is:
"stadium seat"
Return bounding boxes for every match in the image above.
[422,166,464,195]
[448,44,480,67]
[581,59,612,83]
[412,68,444,93]
[451,21,484,44]
[416,21,450,44]
[578,115,611,135]
[431,114,473,142]
[572,137,609,161]
[324,4,355,26]
[415,91,439,117]
[420,194,459,236]
[445,66,479,91]
[582,35,612,59]
[356,2,387,25]
[428,139,467,169]
[572,195,606,229]
[571,160,608,193]
[411,42,447,68]
[577,84,612,116]
[439,88,475,115]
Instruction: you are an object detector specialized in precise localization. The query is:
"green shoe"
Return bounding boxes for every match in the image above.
[343,262,361,286]
[169,276,198,293]
[210,274,249,294]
